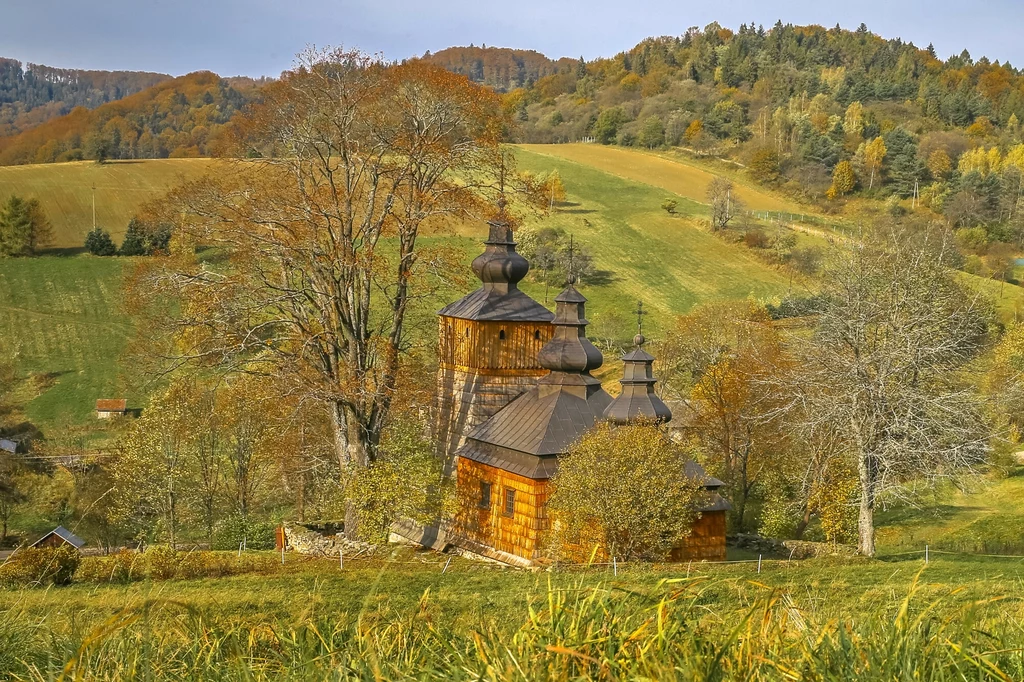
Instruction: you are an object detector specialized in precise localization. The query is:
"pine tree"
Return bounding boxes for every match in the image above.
[0,195,51,256]
[84,227,117,256]
[119,218,148,256]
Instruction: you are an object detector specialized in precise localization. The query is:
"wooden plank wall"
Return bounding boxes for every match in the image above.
[435,317,554,465]
[438,318,553,373]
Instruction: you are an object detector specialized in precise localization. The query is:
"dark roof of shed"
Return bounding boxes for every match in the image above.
[464,385,613,458]
[438,287,553,323]
[32,525,85,549]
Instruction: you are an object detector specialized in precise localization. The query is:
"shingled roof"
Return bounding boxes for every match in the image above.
[458,279,612,479]
[438,199,553,323]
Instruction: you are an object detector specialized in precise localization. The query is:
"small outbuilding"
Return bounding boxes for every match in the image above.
[31,526,86,551]
[95,399,127,419]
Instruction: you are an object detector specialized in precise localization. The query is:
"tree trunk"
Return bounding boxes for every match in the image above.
[857,452,877,556]
[794,502,812,540]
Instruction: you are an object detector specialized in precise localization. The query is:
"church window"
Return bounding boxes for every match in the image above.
[503,488,516,516]
[465,328,470,337]
[499,329,506,340]
[478,481,492,509]
[534,329,541,340]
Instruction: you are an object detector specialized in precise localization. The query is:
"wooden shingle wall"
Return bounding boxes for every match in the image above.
[670,511,727,561]
[454,458,549,560]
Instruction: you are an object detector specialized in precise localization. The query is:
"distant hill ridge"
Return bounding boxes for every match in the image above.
[0,71,256,165]
[0,58,171,137]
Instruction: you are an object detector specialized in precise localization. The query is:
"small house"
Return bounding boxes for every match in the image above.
[95,399,127,419]
[31,526,86,551]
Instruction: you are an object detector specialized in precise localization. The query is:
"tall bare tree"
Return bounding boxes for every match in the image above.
[131,50,511,498]
[779,226,992,555]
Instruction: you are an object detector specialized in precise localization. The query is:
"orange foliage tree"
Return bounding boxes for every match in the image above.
[129,50,514,528]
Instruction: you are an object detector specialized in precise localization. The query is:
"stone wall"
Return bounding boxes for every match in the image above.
[283,523,379,558]
[728,533,857,559]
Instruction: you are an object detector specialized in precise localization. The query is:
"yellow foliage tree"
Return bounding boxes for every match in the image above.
[827,160,856,199]
[546,422,703,562]
[863,137,887,189]
[927,149,953,180]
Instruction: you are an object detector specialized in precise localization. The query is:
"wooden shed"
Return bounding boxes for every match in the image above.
[31,526,86,551]
[95,399,127,419]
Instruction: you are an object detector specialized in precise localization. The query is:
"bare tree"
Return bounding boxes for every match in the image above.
[707,177,741,230]
[130,49,513,529]
[776,226,992,555]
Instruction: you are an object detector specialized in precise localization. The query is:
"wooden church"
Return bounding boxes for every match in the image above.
[436,201,728,565]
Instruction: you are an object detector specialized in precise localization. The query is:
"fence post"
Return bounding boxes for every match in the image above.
[339,546,343,569]
[757,555,762,573]
[613,556,618,577]
[237,541,243,558]
[925,545,929,565]
[442,556,453,574]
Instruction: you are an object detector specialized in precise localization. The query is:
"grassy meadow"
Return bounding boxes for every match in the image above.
[512,147,792,331]
[0,256,131,429]
[3,550,1024,679]
[0,159,218,248]
[519,143,801,213]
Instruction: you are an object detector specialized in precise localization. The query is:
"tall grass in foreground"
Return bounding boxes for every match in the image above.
[1,573,1021,681]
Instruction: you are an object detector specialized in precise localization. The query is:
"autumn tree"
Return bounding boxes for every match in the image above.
[657,300,791,530]
[748,147,781,183]
[863,136,887,190]
[780,228,991,555]
[547,422,703,561]
[827,160,856,199]
[130,50,510,532]
[928,149,953,180]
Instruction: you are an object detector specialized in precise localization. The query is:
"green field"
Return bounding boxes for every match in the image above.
[0,256,131,428]
[0,150,796,430]
[0,159,218,248]
[512,147,791,330]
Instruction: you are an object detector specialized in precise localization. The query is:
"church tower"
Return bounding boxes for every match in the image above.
[435,200,554,470]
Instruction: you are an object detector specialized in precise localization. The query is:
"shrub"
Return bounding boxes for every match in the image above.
[211,516,276,551]
[743,229,769,248]
[76,549,144,583]
[0,546,80,587]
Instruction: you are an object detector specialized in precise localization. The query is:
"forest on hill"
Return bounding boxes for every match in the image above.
[0,58,170,137]
[421,45,575,91]
[474,21,1024,268]
[0,72,255,165]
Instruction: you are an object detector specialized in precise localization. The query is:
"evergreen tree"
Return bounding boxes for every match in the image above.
[119,218,148,256]
[84,227,117,256]
[0,195,51,256]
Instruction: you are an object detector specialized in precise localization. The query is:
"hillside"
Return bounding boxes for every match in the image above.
[0,58,170,137]
[0,72,253,165]
[0,256,131,428]
[0,158,220,248]
[0,146,795,430]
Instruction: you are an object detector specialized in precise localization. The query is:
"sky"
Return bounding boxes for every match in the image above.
[3,1,1024,77]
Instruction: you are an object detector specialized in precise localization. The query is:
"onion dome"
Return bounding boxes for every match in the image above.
[537,275,604,387]
[470,197,530,295]
[603,301,672,424]
[438,197,551,322]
